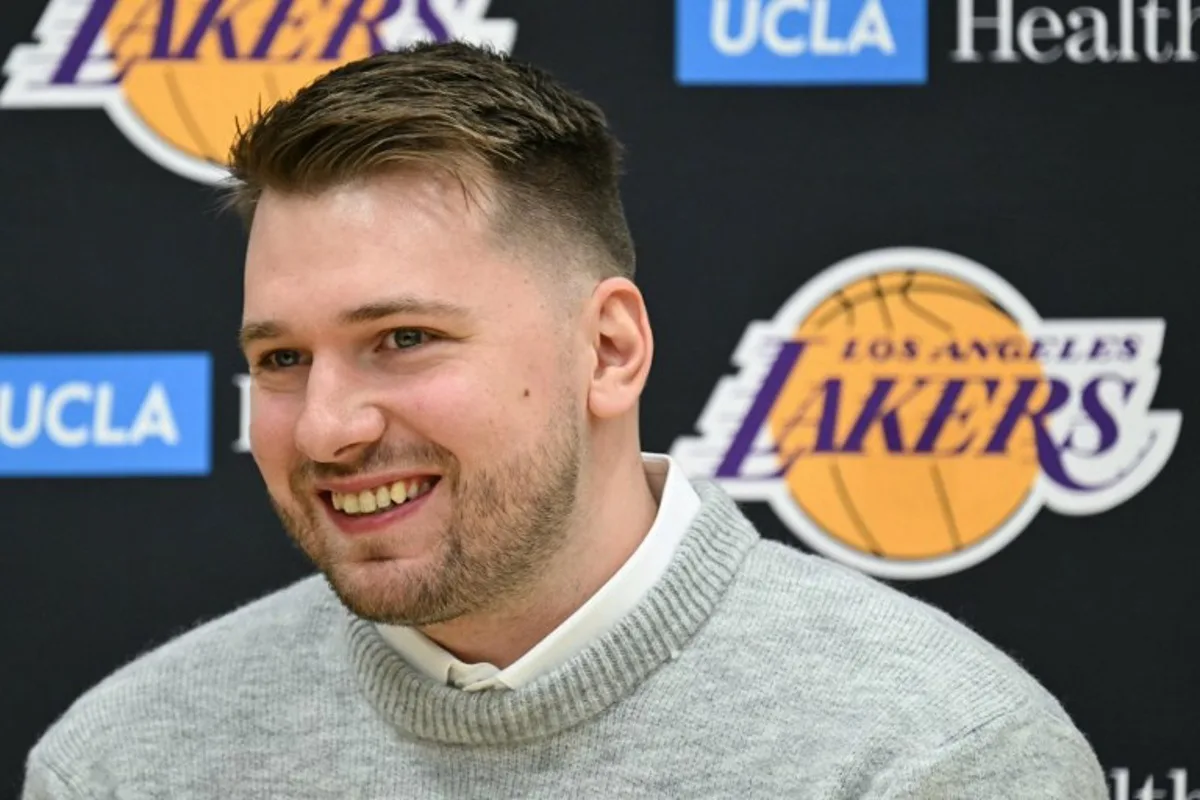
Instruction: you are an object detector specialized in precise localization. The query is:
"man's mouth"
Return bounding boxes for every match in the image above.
[327,476,440,517]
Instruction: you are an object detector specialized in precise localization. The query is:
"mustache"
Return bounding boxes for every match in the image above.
[290,442,457,485]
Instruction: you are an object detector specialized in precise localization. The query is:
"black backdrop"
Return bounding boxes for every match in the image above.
[2,2,1196,797]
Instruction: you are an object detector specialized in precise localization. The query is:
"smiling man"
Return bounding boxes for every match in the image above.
[23,42,1108,799]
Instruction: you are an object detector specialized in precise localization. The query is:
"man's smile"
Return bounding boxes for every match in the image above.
[316,475,444,536]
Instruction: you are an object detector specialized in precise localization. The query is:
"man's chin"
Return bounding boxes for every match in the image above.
[320,557,466,627]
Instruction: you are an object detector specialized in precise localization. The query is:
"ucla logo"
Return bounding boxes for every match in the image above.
[671,248,1181,579]
[0,353,211,477]
[676,0,927,85]
[0,0,518,183]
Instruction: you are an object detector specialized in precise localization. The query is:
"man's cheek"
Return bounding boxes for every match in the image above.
[249,405,303,489]
[398,377,495,439]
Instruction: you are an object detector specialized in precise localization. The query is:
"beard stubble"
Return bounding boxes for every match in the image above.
[270,413,582,627]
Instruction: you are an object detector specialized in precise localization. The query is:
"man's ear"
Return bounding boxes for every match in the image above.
[586,277,653,420]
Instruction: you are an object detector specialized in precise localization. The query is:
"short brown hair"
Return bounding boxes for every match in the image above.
[226,41,635,280]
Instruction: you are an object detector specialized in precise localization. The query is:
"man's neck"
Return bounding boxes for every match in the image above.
[416,449,658,668]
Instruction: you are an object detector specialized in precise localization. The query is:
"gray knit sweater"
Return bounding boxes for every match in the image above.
[23,482,1108,799]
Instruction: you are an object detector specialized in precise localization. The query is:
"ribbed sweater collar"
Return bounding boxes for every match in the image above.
[341,481,758,745]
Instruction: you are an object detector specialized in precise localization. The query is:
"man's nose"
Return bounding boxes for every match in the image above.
[293,358,386,464]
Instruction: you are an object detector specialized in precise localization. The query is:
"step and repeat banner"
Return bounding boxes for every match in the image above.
[1,1,1196,796]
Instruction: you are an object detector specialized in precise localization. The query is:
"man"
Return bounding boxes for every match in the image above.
[23,42,1108,799]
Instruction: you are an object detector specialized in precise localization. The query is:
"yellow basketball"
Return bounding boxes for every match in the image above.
[766,271,1047,560]
[104,0,376,165]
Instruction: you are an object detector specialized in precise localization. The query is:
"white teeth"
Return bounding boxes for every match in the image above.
[332,478,435,515]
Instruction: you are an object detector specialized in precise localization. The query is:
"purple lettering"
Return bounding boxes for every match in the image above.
[322,0,402,60]
[417,0,450,41]
[1029,337,1053,362]
[1122,336,1140,360]
[66,0,175,82]
[177,0,256,59]
[913,379,995,455]
[715,341,808,478]
[984,379,1070,472]
[1068,375,1126,456]
[996,337,1024,362]
[840,378,929,454]
[51,0,119,84]
[1039,375,1141,492]
[251,0,306,60]
[1089,337,1115,362]
[776,379,842,471]
[932,341,965,362]
[1061,338,1078,361]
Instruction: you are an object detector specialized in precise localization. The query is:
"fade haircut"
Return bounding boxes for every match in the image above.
[225,41,635,281]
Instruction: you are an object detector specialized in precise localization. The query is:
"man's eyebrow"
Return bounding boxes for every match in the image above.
[337,296,471,326]
[238,320,285,353]
[238,296,471,352]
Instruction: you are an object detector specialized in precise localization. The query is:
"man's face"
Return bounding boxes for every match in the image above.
[241,173,585,626]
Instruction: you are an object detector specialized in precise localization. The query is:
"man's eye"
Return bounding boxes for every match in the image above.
[259,350,304,370]
[390,329,428,349]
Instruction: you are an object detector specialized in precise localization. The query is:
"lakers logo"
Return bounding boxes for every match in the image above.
[0,0,517,182]
[671,248,1182,579]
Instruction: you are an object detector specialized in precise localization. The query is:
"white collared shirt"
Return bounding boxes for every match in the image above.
[375,453,701,691]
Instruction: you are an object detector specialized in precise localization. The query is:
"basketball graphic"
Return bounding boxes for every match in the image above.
[0,0,519,182]
[767,270,1047,561]
[672,248,1181,579]
[101,0,365,167]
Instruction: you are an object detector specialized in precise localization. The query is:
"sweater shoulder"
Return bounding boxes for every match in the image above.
[715,539,1075,742]
[27,575,342,770]
[82,573,338,684]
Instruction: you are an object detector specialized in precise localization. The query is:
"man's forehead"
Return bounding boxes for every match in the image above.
[243,174,500,290]
[252,169,490,233]
[238,172,549,345]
